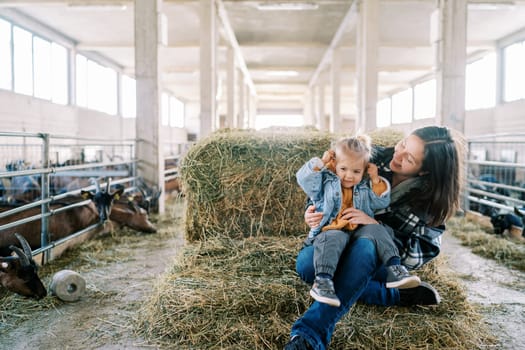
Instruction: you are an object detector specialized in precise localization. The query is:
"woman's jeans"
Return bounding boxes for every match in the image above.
[291,224,400,350]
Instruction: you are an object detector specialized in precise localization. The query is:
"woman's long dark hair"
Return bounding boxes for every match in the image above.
[412,126,464,226]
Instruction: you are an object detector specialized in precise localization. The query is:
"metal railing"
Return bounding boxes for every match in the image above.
[464,133,525,217]
[0,132,136,263]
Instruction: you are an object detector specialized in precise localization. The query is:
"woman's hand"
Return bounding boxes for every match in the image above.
[305,205,323,228]
[341,207,378,225]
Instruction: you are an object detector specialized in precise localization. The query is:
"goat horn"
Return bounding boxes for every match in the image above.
[90,177,101,192]
[106,177,112,193]
[9,245,30,267]
[14,233,33,257]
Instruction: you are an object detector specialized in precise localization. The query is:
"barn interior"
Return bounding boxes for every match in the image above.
[1,0,525,210]
[1,1,525,349]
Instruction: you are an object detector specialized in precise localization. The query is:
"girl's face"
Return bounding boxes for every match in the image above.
[390,134,425,177]
[335,152,366,189]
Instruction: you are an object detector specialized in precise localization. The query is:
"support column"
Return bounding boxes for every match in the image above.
[318,84,326,132]
[356,0,379,132]
[330,48,342,133]
[226,46,236,129]
[200,0,217,138]
[310,86,317,128]
[134,0,165,213]
[303,88,314,127]
[434,0,467,133]
[237,70,245,129]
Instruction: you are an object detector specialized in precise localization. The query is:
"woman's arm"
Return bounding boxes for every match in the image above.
[377,208,445,269]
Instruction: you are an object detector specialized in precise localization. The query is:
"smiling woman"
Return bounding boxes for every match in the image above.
[255,114,305,130]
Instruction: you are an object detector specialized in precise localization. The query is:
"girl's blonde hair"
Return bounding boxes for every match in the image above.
[333,134,373,164]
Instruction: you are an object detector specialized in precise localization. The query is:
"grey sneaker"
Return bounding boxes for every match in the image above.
[309,276,341,307]
[385,265,421,289]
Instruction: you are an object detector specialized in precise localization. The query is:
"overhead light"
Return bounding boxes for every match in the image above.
[468,1,515,10]
[266,70,299,77]
[256,2,319,11]
[66,3,128,11]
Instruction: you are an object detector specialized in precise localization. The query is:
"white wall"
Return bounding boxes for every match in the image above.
[0,89,188,147]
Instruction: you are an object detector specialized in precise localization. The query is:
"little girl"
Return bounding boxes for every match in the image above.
[296,135,420,307]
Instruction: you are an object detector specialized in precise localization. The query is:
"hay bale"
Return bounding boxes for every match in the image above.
[180,129,404,241]
[136,235,497,349]
[180,130,332,241]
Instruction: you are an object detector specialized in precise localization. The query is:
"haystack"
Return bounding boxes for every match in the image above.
[135,128,497,349]
[136,235,496,349]
[179,128,404,241]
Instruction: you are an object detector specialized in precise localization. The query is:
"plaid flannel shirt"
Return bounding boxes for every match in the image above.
[374,206,444,270]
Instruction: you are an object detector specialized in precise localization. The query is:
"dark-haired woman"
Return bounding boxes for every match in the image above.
[285,126,464,350]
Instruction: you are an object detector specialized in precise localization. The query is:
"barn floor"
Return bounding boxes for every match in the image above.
[440,232,525,350]
[1,204,524,349]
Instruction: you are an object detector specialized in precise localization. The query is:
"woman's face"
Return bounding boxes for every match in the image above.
[389,134,425,177]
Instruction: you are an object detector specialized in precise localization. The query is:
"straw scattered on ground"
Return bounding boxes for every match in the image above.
[0,197,184,335]
[447,214,525,272]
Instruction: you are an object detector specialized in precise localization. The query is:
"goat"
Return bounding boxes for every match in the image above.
[0,233,47,299]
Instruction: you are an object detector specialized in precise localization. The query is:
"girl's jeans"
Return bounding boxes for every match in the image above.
[291,224,400,350]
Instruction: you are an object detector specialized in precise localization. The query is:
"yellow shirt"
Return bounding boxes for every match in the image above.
[322,179,387,232]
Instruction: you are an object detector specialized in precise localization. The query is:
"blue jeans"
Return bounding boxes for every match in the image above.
[291,225,400,350]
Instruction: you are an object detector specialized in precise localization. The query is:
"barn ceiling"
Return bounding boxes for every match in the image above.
[1,0,525,118]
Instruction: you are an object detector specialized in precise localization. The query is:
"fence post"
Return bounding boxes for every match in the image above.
[40,133,50,264]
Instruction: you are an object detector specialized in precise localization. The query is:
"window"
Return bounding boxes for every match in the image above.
[503,41,525,102]
[169,96,184,128]
[51,43,68,105]
[76,54,88,107]
[13,26,33,96]
[161,92,169,125]
[466,53,496,109]
[76,54,117,114]
[87,60,117,114]
[391,89,413,124]
[121,75,136,118]
[376,98,391,127]
[414,79,436,119]
[33,36,52,100]
[255,114,303,130]
[0,18,12,90]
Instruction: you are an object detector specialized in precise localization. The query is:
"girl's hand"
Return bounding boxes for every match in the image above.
[305,205,323,228]
[321,150,335,165]
[341,207,378,225]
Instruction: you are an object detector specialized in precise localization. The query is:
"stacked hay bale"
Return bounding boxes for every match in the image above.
[136,128,497,349]
[179,129,334,241]
[179,128,404,241]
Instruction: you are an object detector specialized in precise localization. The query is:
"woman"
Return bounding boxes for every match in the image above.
[285,126,464,350]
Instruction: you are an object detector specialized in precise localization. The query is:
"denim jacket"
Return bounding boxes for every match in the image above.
[296,157,391,241]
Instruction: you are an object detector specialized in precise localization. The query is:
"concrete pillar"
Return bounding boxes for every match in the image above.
[226,46,236,129]
[330,48,342,133]
[134,0,165,213]
[318,84,326,131]
[248,91,256,129]
[200,0,216,138]
[356,0,379,132]
[237,70,245,128]
[310,86,317,128]
[434,0,467,133]
[302,88,314,127]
